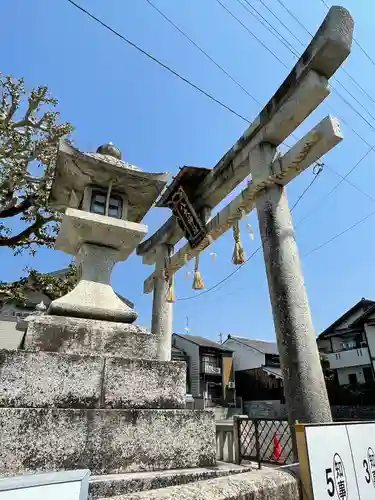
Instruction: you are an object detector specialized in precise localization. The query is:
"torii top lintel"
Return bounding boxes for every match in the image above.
[137,6,353,262]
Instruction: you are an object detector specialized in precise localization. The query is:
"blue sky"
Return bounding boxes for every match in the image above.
[2,0,375,341]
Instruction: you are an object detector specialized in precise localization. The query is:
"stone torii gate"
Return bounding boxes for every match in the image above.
[137,6,353,436]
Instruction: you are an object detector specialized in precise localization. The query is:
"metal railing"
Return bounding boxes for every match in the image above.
[234,417,293,467]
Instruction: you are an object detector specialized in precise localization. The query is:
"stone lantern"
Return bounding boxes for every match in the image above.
[47,140,169,323]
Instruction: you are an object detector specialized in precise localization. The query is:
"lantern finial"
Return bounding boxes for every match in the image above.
[96,142,122,160]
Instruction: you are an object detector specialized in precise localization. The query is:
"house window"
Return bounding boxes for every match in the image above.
[90,190,123,219]
[265,354,280,367]
[348,373,358,385]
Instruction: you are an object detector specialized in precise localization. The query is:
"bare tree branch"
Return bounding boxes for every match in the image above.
[0,73,73,254]
[0,195,34,218]
[0,214,54,247]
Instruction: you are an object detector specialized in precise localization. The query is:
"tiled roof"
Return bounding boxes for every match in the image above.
[318,297,375,339]
[174,333,233,352]
[226,335,278,355]
[262,366,283,379]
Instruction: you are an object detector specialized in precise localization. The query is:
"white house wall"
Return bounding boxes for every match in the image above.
[224,339,265,371]
[337,366,367,385]
[0,321,23,349]
[364,324,375,371]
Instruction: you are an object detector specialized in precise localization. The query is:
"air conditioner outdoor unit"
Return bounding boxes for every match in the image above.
[228,381,235,389]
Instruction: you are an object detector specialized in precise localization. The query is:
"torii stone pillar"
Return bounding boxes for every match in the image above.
[252,143,332,456]
[152,244,174,361]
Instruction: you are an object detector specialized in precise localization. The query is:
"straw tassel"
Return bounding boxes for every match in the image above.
[192,254,205,290]
[165,273,176,303]
[232,220,246,265]
[164,259,176,303]
[246,223,255,240]
[207,234,217,262]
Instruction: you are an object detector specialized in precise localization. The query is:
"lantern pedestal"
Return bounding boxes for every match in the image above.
[48,243,138,323]
[48,208,147,323]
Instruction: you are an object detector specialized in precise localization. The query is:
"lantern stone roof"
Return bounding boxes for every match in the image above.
[49,141,169,223]
[85,152,140,172]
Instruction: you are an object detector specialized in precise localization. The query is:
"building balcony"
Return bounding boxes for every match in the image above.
[327,347,370,369]
[200,364,221,375]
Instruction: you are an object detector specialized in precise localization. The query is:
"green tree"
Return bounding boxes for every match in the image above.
[0,264,78,307]
[0,74,72,255]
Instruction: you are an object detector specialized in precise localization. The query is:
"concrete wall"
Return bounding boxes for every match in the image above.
[244,400,287,419]
[224,338,265,371]
[331,405,375,420]
[173,336,200,397]
[244,400,375,422]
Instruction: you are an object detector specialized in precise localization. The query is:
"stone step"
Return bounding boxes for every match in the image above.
[0,408,215,476]
[24,315,157,358]
[89,463,252,499]
[0,350,185,409]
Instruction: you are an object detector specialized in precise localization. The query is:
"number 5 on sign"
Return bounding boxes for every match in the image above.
[296,424,359,500]
[346,423,375,500]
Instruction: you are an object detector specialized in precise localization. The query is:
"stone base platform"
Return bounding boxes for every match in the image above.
[24,316,157,358]
[0,350,186,409]
[0,408,215,476]
[99,468,299,500]
[89,463,252,499]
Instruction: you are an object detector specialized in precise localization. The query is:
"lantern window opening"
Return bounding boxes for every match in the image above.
[90,188,123,219]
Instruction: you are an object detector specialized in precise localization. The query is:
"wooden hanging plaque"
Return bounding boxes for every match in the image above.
[167,186,206,249]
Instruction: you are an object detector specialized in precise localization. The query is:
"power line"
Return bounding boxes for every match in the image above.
[66,0,252,123]
[224,206,375,299]
[275,0,375,110]
[296,144,375,226]
[144,0,260,105]
[147,0,375,213]
[303,208,375,258]
[214,0,289,70]
[155,0,375,206]
[238,0,299,56]
[176,247,261,301]
[324,164,375,204]
[257,0,304,48]
[220,0,375,211]
[340,69,375,110]
[177,165,323,301]
[181,179,375,302]
[237,0,375,134]
[68,0,375,207]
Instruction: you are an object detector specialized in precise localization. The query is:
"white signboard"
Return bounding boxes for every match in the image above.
[0,470,90,500]
[300,422,375,500]
[346,423,375,500]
